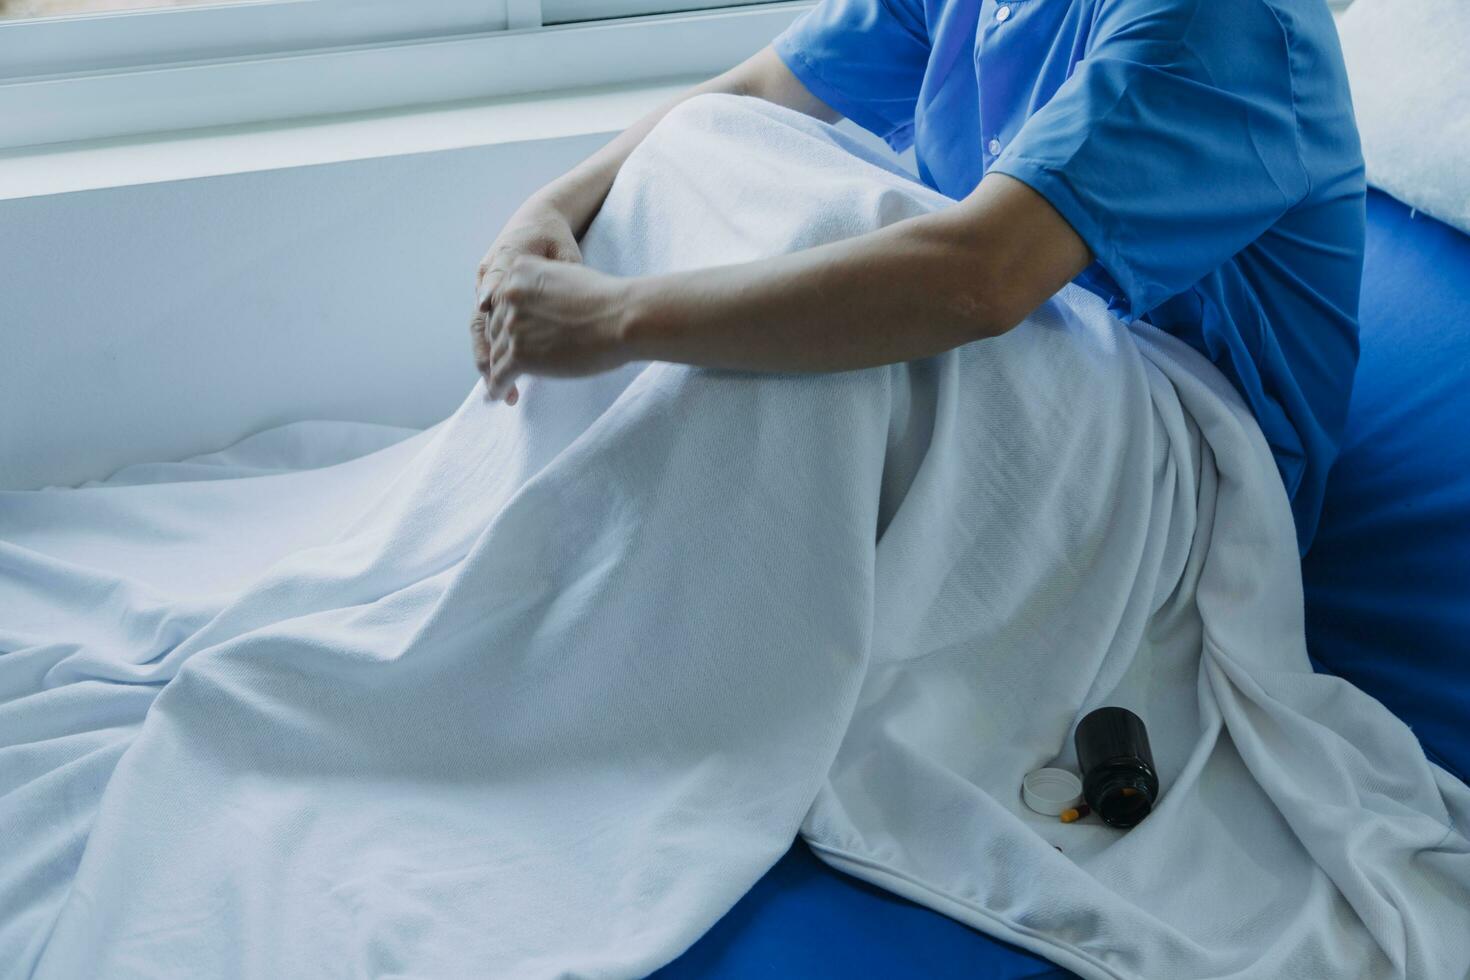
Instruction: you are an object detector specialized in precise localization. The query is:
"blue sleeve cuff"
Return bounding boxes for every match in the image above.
[772,21,917,153]
[990,155,1151,321]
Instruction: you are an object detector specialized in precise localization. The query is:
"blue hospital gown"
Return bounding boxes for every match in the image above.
[774,0,1365,552]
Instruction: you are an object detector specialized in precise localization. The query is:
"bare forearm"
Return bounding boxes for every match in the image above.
[621,214,987,371]
[477,137,1088,402]
[535,48,840,237]
[618,174,1092,373]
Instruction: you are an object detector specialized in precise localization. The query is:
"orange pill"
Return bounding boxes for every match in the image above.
[1059,804,1092,823]
[1120,787,1139,797]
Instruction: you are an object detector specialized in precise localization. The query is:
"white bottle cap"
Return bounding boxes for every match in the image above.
[1022,767,1084,816]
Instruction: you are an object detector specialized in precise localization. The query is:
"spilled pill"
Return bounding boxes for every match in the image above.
[1059,804,1092,823]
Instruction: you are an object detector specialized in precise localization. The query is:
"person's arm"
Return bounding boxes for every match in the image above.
[471,47,836,404]
[479,172,1090,400]
[537,47,837,244]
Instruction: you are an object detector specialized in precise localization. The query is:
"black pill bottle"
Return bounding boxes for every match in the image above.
[1074,706,1160,828]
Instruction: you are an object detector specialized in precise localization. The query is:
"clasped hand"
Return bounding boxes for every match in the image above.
[471,201,634,405]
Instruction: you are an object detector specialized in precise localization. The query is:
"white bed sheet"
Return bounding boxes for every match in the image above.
[2,95,1467,980]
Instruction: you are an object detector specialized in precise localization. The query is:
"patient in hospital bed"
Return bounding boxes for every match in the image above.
[472,0,1363,556]
[6,1,1470,978]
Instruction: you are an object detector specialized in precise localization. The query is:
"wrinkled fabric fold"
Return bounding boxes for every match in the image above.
[2,95,1466,979]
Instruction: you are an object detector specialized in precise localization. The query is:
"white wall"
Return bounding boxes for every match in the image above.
[0,132,607,490]
[0,115,904,491]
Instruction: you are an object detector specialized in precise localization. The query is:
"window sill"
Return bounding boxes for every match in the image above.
[0,77,695,201]
[0,2,811,152]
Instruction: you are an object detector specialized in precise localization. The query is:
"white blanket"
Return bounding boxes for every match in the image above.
[2,95,1467,980]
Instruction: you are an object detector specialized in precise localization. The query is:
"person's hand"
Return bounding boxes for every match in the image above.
[472,198,584,405]
[481,255,635,403]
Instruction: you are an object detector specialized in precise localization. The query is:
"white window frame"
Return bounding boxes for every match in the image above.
[0,0,809,151]
[543,0,767,23]
[0,1,518,79]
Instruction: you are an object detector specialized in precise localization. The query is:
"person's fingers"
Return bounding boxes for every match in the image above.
[488,352,519,403]
[470,312,492,377]
[488,311,523,400]
[487,298,511,353]
[477,267,507,313]
[484,301,517,401]
[481,250,530,312]
[488,318,514,395]
[489,309,511,365]
[493,305,520,405]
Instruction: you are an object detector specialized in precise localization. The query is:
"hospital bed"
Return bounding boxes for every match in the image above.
[4,2,1465,964]
[655,187,1470,977]
[2,175,1463,980]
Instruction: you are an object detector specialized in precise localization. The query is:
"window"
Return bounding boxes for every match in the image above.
[0,0,770,24]
[0,1,807,150]
[0,1,243,18]
[545,0,768,23]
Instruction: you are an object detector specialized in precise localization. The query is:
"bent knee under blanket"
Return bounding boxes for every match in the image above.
[2,95,1467,980]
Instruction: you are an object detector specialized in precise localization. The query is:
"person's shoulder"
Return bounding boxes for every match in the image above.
[1166,0,1344,55]
[1085,0,1289,60]
[1087,0,1291,71]
[1089,0,1302,23]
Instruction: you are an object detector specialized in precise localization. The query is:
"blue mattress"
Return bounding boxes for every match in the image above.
[658,189,1470,978]
[654,840,1070,979]
[1302,190,1470,784]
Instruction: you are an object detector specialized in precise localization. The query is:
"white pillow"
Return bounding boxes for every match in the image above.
[1337,0,1470,234]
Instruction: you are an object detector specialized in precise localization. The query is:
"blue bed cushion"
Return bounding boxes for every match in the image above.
[653,841,1070,979]
[660,188,1470,979]
[1303,189,1470,784]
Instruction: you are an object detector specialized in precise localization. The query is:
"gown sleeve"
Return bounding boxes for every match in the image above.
[772,0,933,152]
[991,5,1309,318]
